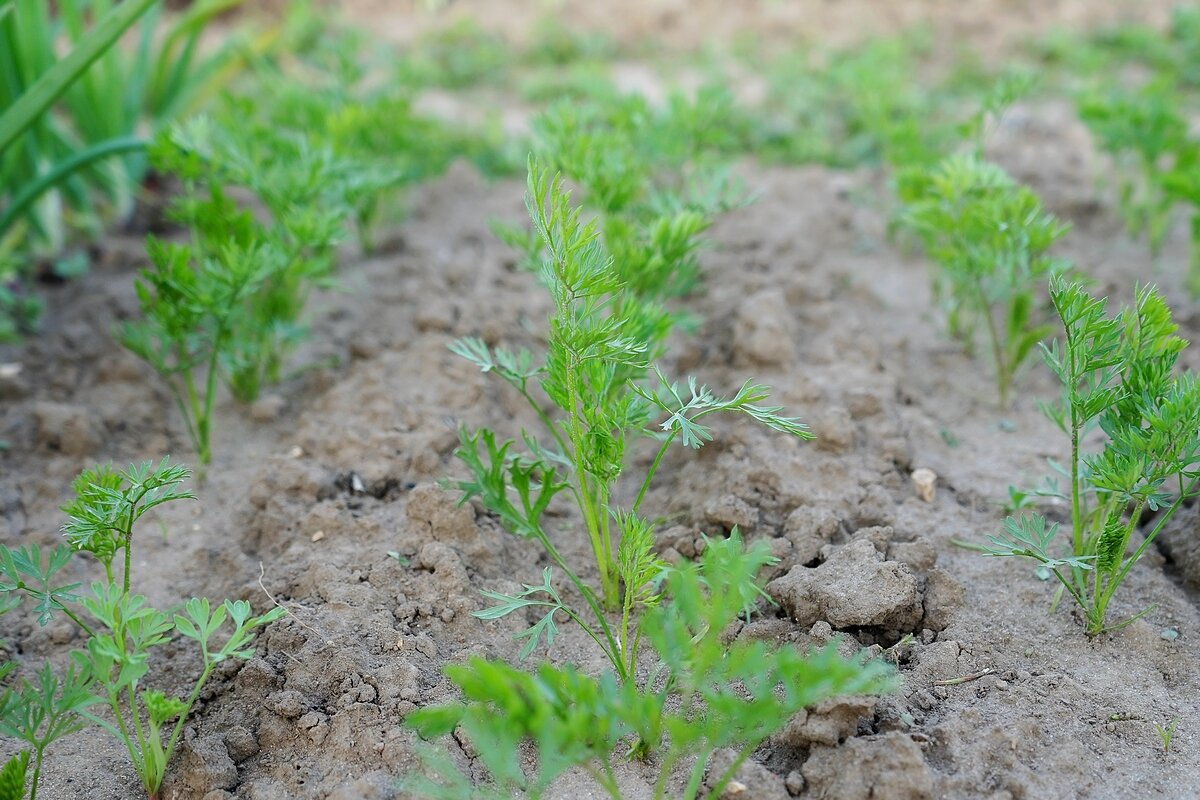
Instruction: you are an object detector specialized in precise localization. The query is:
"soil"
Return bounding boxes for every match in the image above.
[3,2,1200,799]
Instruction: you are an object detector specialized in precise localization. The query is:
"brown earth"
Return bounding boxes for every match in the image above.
[3,1,1200,799]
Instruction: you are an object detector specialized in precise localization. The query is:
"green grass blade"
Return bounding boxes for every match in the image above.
[0,134,146,238]
[0,0,159,155]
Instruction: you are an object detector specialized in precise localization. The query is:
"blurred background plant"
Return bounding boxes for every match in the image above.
[0,0,290,340]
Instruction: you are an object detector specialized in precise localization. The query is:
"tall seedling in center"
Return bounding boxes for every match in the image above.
[452,161,809,678]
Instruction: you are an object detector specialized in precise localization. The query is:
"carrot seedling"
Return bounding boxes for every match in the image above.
[502,89,749,305]
[0,661,96,800]
[120,218,269,466]
[452,161,809,680]
[122,115,381,462]
[1078,81,1188,259]
[903,154,1069,406]
[0,460,284,798]
[407,535,895,800]
[983,277,1200,635]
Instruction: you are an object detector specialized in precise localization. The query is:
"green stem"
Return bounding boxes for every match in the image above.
[703,743,756,800]
[628,625,645,678]
[529,527,625,679]
[598,484,614,584]
[29,744,43,800]
[161,662,215,780]
[632,432,677,514]
[182,368,204,462]
[198,326,226,466]
[109,691,143,780]
[59,605,97,639]
[516,384,571,459]
[127,685,150,778]
[974,279,1008,407]
[1048,566,1090,618]
[1069,411,1083,556]
[683,745,713,800]
[0,135,146,239]
[564,357,616,609]
[122,527,133,596]
[166,375,202,466]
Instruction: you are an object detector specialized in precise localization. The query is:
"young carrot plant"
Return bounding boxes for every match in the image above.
[394,19,512,91]
[746,36,956,170]
[0,661,96,800]
[983,276,1200,635]
[407,534,896,800]
[452,161,810,680]
[160,117,363,404]
[1078,81,1189,259]
[220,27,500,253]
[902,154,1070,406]
[1162,144,1200,296]
[0,459,284,797]
[121,113,383,462]
[1064,18,1200,293]
[119,201,269,466]
[499,89,748,304]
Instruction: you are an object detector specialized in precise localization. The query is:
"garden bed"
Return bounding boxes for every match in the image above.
[2,1,1199,798]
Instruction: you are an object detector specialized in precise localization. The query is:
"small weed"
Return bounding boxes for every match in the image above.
[1155,718,1180,753]
[1000,485,1035,515]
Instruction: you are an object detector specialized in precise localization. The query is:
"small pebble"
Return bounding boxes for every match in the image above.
[1161,627,1180,641]
[910,468,937,503]
[311,530,325,542]
[994,680,1009,690]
